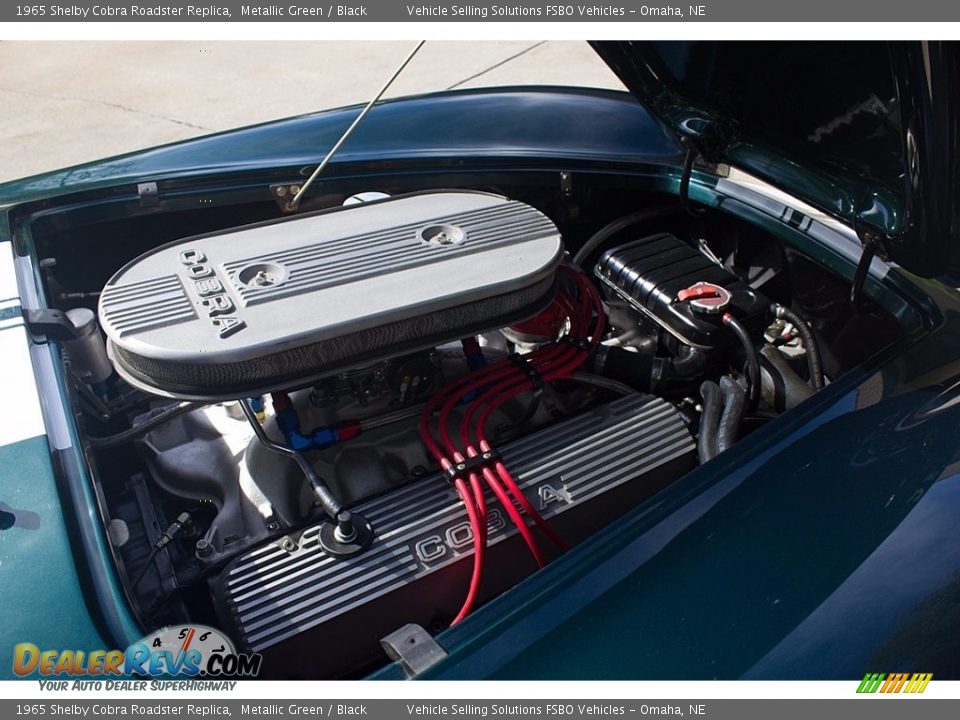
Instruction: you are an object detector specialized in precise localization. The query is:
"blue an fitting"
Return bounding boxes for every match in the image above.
[274,408,341,452]
[271,392,361,452]
[248,395,266,421]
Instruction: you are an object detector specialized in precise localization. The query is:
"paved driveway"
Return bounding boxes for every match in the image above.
[0,41,622,183]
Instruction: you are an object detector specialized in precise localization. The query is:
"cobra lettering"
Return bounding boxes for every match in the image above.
[539,482,572,510]
[415,509,507,563]
[179,249,246,338]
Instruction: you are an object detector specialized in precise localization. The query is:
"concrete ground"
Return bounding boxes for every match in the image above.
[0,41,623,183]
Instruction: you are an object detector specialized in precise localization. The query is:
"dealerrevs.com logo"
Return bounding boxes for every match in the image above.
[13,625,261,680]
[857,673,933,694]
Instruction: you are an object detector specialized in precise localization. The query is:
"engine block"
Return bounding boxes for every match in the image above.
[215,394,695,678]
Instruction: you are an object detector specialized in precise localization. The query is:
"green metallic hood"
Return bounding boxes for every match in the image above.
[592,41,960,278]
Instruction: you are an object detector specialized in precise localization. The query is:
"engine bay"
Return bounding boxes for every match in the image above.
[33,178,906,678]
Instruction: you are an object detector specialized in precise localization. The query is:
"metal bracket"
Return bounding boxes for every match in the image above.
[380,623,447,678]
[137,182,159,208]
[23,308,82,342]
[270,183,303,213]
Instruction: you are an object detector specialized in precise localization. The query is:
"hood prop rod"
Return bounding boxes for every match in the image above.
[281,40,425,213]
[678,144,708,217]
[850,233,880,312]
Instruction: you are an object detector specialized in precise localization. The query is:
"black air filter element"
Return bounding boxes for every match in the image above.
[99,191,563,399]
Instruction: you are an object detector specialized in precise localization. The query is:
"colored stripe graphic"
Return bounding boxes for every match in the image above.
[857,673,885,693]
[881,673,908,693]
[905,673,933,693]
[858,672,931,693]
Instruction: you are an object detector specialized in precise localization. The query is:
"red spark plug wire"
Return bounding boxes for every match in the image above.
[451,274,600,556]
[447,290,585,555]
[450,475,484,626]
[420,355,531,624]
[418,265,608,624]
[461,268,607,554]
[481,464,547,567]
[435,344,571,569]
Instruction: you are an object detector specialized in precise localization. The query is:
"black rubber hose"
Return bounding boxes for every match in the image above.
[88,401,206,448]
[759,344,815,411]
[721,313,760,412]
[669,345,710,377]
[572,205,680,267]
[590,344,708,396]
[698,380,722,464]
[717,375,746,454]
[772,304,825,390]
[590,345,655,391]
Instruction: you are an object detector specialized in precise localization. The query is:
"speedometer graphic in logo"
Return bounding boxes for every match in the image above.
[128,624,260,677]
[142,625,236,659]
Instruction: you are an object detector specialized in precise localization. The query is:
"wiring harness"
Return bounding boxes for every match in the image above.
[419,264,607,625]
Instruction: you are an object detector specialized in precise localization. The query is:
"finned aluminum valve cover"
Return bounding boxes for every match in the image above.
[215,394,695,678]
[99,191,563,399]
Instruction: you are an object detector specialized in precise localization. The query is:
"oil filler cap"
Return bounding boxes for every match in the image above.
[676,282,732,315]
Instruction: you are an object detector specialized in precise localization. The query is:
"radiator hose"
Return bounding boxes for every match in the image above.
[716,375,746,454]
[698,381,722,464]
[759,344,815,411]
[771,303,824,390]
[721,312,760,412]
[698,376,746,463]
[589,344,708,396]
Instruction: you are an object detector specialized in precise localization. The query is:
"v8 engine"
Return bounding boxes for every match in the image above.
[59,187,834,677]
